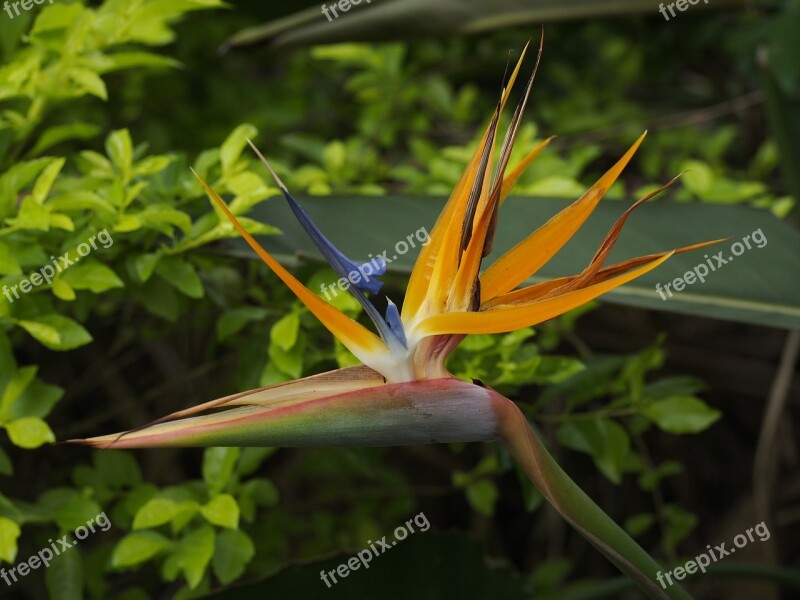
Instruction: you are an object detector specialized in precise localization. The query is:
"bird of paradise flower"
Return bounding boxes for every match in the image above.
[73,39,718,600]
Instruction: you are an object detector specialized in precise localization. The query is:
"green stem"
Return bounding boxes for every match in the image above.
[495,395,692,600]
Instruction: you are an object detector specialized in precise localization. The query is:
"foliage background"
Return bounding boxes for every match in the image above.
[0,0,798,598]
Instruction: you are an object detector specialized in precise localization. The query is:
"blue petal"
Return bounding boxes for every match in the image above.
[385,299,407,347]
[246,140,405,348]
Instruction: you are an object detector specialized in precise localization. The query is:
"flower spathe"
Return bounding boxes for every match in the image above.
[72,37,712,600]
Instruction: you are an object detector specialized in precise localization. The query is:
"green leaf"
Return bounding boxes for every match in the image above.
[557,417,631,484]
[67,68,108,101]
[269,312,299,351]
[55,495,102,531]
[32,158,65,204]
[6,378,63,420]
[237,447,276,477]
[45,539,83,600]
[0,365,37,416]
[17,315,92,351]
[169,525,215,589]
[28,123,100,156]
[47,191,116,215]
[106,129,133,175]
[465,480,498,517]
[5,416,55,448]
[679,160,714,196]
[624,513,656,537]
[238,479,279,522]
[9,196,50,230]
[133,498,181,530]
[62,261,124,294]
[212,529,254,585]
[0,517,20,563]
[156,256,203,298]
[0,241,22,275]
[254,196,800,329]
[93,450,142,489]
[0,447,12,476]
[641,396,721,434]
[140,203,192,235]
[52,279,76,301]
[200,494,239,529]
[133,253,162,282]
[112,531,171,569]
[202,447,240,494]
[220,124,258,175]
[216,307,268,342]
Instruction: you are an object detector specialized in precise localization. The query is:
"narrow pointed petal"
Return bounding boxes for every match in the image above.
[492,392,692,600]
[482,239,724,308]
[418,252,672,336]
[246,140,387,295]
[246,141,405,349]
[192,169,387,363]
[480,132,648,303]
[450,40,544,307]
[70,379,503,449]
[402,42,531,322]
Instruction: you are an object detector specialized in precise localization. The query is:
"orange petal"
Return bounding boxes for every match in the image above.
[402,42,531,322]
[482,239,724,308]
[418,251,672,335]
[192,169,386,358]
[480,132,647,303]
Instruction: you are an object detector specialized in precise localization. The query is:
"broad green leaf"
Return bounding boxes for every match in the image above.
[252,196,800,329]
[5,416,55,448]
[112,531,171,569]
[62,261,124,294]
[0,517,20,563]
[227,0,743,48]
[133,498,181,530]
[557,417,631,484]
[202,447,240,494]
[200,494,239,529]
[156,256,203,298]
[212,529,254,585]
[17,315,92,351]
[269,312,299,351]
[641,396,721,434]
